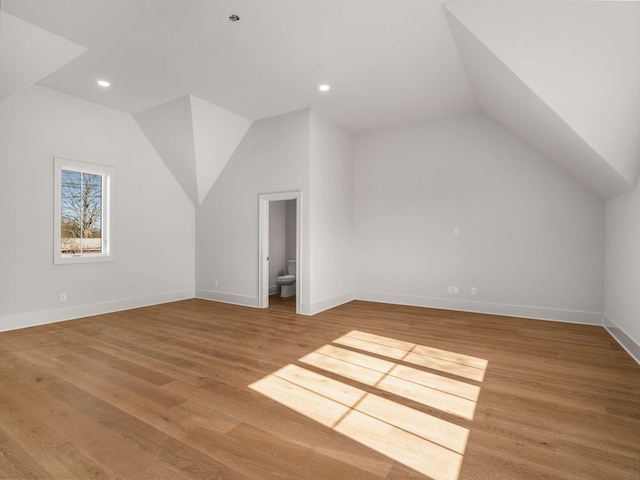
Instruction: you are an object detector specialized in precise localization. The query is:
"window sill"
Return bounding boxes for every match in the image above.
[54,254,115,265]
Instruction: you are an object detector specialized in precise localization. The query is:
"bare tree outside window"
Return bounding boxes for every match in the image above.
[60,170,103,254]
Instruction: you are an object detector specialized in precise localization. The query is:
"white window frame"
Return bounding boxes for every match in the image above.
[53,156,115,265]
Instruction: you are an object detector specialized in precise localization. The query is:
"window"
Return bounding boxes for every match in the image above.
[54,156,114,264]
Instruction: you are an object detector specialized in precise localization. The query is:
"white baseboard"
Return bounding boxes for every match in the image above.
[196,290,260,308]
[603,315,640,365]
[355,290,603,325]
[300,292,355,316]
[0,290,195,333]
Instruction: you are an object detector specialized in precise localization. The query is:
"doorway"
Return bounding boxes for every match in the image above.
[258,191,302,313]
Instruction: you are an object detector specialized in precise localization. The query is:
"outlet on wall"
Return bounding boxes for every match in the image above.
[471,287,477,296]
[447,286,454,294]
[453,286,459,294]
[214,280,219,288]
[59,292,67,302]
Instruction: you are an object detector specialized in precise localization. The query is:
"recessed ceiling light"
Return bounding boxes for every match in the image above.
[97,80,111,88]
[319,84,330,92]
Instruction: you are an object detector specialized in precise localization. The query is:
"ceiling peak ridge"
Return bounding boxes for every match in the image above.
[134,95,252,206]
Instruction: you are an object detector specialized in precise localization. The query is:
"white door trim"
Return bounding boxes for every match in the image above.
[258,191,302,313]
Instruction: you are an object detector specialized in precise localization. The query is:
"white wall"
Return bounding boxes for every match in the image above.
[268,201,286,292]
[0,87,615,336]
[285,199,297,263]
[605,182,640,361]
[308,111,355,314]
[354,113,605,323]
[195,109,311,307]
[196,109,354,314]
[0,85,195,331]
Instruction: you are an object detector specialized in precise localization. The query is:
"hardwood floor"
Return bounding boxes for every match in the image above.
[0,299,638,479]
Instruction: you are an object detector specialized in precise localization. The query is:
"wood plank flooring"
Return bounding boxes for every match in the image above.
[0,298,638,479]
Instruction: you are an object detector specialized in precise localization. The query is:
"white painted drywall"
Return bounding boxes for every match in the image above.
[605,182,640,359]
[190,95,252,205]
[0,85,195,331]
[195,109,311,307]
[308,111,355,313]
[445,0,640,191]
[285,199,297,263]
[268,201,287,291]
[354,113,605,323]
[0,11,86,102]
[134,95,252,207]
[134,96,199,206]
[445,10,630,200]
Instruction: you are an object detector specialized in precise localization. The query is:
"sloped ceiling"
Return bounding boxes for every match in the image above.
[134,95,251,206]
[0,11,86,102]
[1,0,638,201]
[1,0,477,132]
[190,96,252,205]
[134,96,199,206]
[445,0,640,199]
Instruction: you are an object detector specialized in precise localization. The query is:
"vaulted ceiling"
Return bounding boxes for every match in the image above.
[445,0,640,199]
[1,0,638,203]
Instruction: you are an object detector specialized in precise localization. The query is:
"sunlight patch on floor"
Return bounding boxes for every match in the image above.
[335,330,487,381]
[299,346,478,420]
[249,331,487,480]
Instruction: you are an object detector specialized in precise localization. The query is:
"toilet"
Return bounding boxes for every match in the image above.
[276,259,296,298]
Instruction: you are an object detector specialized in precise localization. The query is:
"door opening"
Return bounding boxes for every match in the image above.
[258,192,301,313]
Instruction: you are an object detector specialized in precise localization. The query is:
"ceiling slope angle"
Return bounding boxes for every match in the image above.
[134,96,199,206]
[190,96,252,205]
[444,0,640,199]
[4,0,478,132]
[134,96,252,206]
[0,11,87,102]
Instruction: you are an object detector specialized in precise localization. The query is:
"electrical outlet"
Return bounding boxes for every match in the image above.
[214,280,219,287]
[471,287,477,296]
[453,286,459,294]
[59,292,67,302]
[447,286,454,294]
